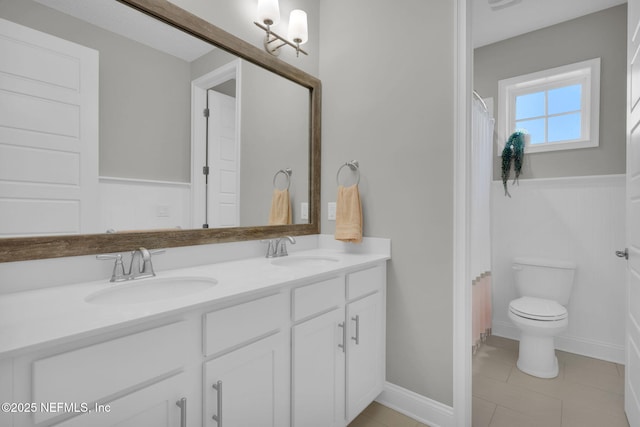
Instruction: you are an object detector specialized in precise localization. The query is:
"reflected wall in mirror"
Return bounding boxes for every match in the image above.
[0,0,321,262]
[0,0,310,238]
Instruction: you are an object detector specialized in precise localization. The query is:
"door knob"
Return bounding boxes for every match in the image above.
[616,248,629,260]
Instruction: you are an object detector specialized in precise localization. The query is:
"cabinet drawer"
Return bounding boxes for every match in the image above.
[32,321,187,424]
[347,266,383,300]
[204,293,287,356]
[293,276,344,321]
[52,372,186,427]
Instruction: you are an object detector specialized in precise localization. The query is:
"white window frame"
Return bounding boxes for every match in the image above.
[497,58,600,154]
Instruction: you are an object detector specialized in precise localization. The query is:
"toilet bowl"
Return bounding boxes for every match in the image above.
[508,296,568,378]
[508,258,576,379]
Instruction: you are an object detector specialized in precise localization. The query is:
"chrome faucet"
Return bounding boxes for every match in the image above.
[263,236,296,258]
[129,247,153,279]
[97,247,165,282]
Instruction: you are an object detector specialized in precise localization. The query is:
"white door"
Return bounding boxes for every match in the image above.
[207,89,239,228]
[292,308,346,427]
[626,0,640,424]
[0,18,98,237]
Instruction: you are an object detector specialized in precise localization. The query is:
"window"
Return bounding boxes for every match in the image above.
[497,58,600,154]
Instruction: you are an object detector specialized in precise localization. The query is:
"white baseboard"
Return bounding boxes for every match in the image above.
[376,382,454,427]
[492,320,625,364]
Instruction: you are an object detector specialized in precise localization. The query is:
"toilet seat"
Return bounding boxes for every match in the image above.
[509,296,567,321]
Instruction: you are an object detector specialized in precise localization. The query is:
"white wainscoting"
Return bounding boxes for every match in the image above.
[99,177,191,233]
[491,175,626,363]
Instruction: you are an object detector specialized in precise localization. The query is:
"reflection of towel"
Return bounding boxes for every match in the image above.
[269,189,292,225]
[335,184,362,243]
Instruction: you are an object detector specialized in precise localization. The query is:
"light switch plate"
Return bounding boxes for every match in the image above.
[300,202,308,220]
[328,202,336,221]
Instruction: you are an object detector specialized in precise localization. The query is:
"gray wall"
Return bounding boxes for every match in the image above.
[319,0,455,406]
[2,0,193,182]
[239,61,309,226]
[192,51,310,226]
[474,4,627,180]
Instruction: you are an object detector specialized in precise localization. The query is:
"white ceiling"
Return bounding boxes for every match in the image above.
[34,0,215,62]
[473,0,627,48]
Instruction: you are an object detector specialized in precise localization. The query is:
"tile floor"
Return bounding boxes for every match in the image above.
[473,335,629,427]
[348,402,431,427]
[349,334,628,427]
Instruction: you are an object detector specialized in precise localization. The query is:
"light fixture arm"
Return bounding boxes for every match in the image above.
[254,21,308,57]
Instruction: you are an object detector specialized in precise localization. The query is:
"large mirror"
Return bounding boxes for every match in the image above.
[0,0,321,262]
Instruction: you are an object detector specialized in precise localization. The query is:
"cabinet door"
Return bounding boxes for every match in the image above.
[204,333,288,427]
[0,358,11,427]
[53,373,188,427]
[346,292,384,422]
[292,308,345,427]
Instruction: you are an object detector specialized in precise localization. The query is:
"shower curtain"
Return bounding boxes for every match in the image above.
[471,93,494,354]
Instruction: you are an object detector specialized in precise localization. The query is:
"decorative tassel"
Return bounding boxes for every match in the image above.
[501,130,526,197]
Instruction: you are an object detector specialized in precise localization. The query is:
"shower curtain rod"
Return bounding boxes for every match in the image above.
[473,90,489,113]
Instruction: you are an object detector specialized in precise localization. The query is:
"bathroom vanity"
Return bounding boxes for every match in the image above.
[0,240,389,427]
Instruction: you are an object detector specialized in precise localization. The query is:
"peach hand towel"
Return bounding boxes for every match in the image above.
[268,188,292,225]
[335,184,362,243]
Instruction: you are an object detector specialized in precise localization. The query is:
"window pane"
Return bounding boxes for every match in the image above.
[548,113,581,142]
[515,118,545,144]
[515,92,545,120]
[548,84,582,115]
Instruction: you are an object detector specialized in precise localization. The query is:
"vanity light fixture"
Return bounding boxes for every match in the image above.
[254,0,308,57]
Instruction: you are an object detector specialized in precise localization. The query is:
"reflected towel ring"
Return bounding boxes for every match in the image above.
[273,168,292,191]
[336,160,360,186]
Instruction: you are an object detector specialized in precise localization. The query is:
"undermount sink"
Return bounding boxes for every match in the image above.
[85,276,217,305]
[271,256,340,268]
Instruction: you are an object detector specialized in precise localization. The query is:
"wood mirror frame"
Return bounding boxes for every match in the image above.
[0,0,321,263]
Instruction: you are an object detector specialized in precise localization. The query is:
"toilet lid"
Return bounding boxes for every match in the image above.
[509,297,567,321]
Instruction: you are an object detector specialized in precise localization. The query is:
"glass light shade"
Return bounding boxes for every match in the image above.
[288,10,308,44]
[258,0,280,26]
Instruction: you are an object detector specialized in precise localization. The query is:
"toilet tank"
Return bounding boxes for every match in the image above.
[513,257,576,305]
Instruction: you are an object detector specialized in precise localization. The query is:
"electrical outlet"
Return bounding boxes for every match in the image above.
[300,202,308,220]
[328,202,336,221]
[156,205,170,218]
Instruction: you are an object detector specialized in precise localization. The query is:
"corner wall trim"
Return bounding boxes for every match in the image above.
[376,382,454,427]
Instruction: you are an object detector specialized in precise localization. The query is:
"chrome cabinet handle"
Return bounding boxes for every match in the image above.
[351,315,360,345]
[338,322,346,352]
[175,397,187,427]
[212,380,223,425]
[616,248,629,260]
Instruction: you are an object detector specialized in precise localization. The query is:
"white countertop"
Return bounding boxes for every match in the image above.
[0,248,389,358]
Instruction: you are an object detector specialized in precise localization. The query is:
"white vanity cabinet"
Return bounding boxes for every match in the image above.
[0,358,12,427]
[52,373,188,427]
[203,292,289,427]
[292,277,346,427]
[346,266,385,423]
[291,265,386,426]
[1,253,388,427]
[11,321,195,427]
[346,292,383,421]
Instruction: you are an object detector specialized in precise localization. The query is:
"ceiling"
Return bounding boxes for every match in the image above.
[34,0,215,62]
[473,0,627,48]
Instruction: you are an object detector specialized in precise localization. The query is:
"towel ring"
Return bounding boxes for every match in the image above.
[273,168,292,191]
[336,160,360,186]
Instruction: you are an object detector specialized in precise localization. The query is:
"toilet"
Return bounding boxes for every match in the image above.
[508,257,576,378]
